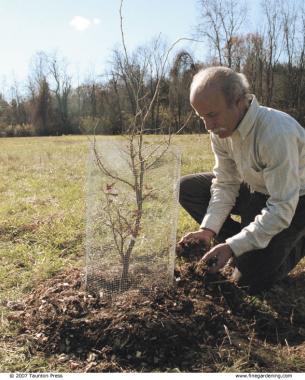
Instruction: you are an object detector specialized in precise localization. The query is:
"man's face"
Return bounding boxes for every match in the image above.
[191,86,243,138]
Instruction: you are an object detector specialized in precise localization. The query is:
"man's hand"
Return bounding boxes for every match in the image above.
[201,243,233,273]
[178,228,215,249]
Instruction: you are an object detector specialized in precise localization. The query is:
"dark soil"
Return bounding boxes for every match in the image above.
[6,246,305,372]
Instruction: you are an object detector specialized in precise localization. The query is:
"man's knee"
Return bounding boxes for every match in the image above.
[178,173,214,224]
[178,174,191,195]
[178,172,213,204]
[178,174,195,205]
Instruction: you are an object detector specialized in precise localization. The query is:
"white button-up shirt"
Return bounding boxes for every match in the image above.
[200,95,305,257]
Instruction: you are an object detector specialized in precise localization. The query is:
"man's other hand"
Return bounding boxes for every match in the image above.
[201,243,233,273]
[178,228,215,249]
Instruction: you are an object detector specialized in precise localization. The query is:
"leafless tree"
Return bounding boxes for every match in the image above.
[169,50,197,130]
[26,51,73,135]
[261,0,283,105]
[9,79,27,126]
[33,77,53,135]
[196,0,247,69]
[280,1,299,109]
[295,6,305,118]
[48,53,72,134]
[90,0,187,290]
[243,33,264,102]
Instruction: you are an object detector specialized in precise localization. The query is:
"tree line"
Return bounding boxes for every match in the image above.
[1,0,305,137]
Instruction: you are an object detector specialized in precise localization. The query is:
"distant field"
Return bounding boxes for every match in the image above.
[0,134,213,371]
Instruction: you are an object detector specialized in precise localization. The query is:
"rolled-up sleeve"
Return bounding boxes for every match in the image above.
[200,134,242,233]
[226,130,300,256]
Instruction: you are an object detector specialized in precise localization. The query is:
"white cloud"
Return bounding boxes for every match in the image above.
[93,18,101,25]
[69,16,91,31]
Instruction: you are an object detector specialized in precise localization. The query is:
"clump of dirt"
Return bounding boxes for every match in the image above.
[7,251,305,372]
[176,240,207,261]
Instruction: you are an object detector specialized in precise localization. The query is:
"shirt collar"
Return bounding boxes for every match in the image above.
[235,95,259,140]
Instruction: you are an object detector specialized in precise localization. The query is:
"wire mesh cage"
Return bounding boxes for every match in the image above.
[85,139,181,298]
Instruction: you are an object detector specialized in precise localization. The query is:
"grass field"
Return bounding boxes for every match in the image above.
[0,135,304,372]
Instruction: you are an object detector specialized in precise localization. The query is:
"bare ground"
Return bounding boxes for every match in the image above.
[4,254,305,373]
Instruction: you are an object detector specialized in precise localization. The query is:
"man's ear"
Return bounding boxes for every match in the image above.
[235,96,241,107]
[236,96,245,110]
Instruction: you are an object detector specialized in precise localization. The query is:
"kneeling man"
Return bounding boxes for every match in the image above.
[179,66,305,294]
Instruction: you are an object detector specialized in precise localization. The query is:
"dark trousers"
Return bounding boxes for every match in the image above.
[179,172,305,293]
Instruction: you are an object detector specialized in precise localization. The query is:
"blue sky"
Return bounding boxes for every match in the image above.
[0,0,200,85]
[0,0,263,90]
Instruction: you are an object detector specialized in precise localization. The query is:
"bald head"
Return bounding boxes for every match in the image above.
[190,66,250,107]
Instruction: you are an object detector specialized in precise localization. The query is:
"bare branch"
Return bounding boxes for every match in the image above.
[92,134,135,190]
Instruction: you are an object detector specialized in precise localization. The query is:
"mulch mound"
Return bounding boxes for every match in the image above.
[6,250,305,372]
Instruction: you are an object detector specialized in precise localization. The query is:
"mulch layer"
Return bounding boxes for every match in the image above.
[5,251,305,372]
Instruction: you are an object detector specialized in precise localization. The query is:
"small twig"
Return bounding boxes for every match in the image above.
[289,307,294,325]
[223,324,232,345]
[175,111,195,135]
[92,134,135,190]
[284,338,290,354]
[247,331,255,361]
[208,279,230,285]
